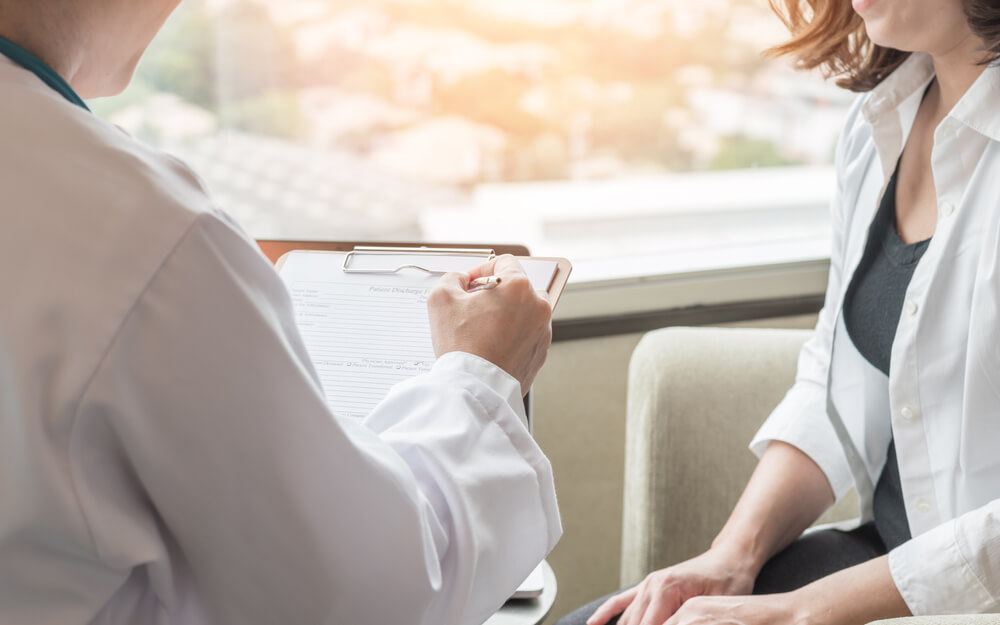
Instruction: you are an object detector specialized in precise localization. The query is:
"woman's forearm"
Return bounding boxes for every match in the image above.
[793,554,910,625]
[711,441,836,575]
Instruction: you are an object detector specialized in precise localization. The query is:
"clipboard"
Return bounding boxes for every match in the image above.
[261,241,572,305]
[261,241,570,424]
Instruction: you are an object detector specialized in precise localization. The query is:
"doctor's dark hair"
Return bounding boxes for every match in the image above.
[766,0,1000,92]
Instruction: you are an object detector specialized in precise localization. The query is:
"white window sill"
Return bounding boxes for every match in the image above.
[554,238,831,321]
[416,165,837,321]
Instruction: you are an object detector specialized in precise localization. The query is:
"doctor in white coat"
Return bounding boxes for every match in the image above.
[0,1,561,624]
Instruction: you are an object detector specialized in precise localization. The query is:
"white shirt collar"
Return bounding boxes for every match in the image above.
[862,52,935,124]
[863,52,1000,143]
[952,61,1000,142]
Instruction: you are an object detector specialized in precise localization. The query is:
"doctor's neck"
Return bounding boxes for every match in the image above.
[0,3,88,89]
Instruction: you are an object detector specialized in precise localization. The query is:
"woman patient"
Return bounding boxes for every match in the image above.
[559,0,1000,623]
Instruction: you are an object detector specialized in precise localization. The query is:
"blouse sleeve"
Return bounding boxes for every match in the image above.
[888,499,1000,613]
[747,97,869,502]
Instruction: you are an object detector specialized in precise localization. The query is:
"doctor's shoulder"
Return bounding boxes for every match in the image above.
[4,77,233,243]
[1,78,273,344]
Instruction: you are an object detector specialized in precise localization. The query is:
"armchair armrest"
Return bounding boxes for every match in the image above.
[620,327,812,585]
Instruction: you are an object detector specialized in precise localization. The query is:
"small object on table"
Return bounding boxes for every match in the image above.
[486,560,557,625]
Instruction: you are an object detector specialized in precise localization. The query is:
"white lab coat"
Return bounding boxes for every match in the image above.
[0,56,561,625]
[752,53,1000,614]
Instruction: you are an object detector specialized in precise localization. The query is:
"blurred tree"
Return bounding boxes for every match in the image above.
[216,2,300,102]
[223,91,303,139]
[107,0,304,139]
[93,0,827,178]
[134,2,219,112]
[587,84,688,169]
[709,135,802,169]
[213,2,303,138]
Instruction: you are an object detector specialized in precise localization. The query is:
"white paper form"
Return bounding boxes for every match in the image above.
[278,251,557,419]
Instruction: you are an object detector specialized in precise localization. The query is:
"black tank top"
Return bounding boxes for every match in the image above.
[842,162,930,550]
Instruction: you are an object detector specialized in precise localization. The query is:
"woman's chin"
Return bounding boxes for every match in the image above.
[861,22,910,53]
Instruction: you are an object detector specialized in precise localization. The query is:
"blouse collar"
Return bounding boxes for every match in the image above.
[864,52,1000,143]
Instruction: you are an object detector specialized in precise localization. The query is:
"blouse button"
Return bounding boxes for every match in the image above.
[916,498,933,514]
[900,405,918,421]
[940,201,955,217]
[904,300,919,316]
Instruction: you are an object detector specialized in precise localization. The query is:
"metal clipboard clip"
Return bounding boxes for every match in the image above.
[342,246,497,275]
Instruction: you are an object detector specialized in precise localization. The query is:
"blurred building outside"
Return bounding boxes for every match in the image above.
[95,0,854,281]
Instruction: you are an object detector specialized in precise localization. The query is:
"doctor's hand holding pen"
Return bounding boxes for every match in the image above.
[428,254,553,396]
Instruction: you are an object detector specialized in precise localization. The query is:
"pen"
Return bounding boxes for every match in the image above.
[469,276,502,291]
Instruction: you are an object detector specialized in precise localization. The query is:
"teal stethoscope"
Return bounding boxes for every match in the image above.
[0,34,90,111]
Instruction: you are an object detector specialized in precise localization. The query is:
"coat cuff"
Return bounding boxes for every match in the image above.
[431,352,528,428]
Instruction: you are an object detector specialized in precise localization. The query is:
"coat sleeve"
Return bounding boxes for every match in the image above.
[747,97,867,502]
[75,209,561,625]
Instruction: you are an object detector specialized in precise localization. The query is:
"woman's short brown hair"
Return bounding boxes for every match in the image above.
[767,0,1000,92]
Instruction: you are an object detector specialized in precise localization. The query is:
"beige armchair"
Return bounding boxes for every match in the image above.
[619,326,1000,625]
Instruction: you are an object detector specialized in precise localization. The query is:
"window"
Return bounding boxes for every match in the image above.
[94,0,851,286]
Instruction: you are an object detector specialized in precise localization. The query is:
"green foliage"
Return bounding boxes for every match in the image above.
[134,3,219,111]
[214,3,301,101]
[88,81,155,118]
[587,84,685,167]
[222,91,303,139]
[96,0,306,140]
[709,135,803,170]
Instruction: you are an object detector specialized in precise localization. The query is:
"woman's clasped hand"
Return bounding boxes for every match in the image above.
[639,594,800,625]
[586,546,770,625]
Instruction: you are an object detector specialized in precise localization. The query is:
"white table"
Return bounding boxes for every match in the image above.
[485,561,558,625]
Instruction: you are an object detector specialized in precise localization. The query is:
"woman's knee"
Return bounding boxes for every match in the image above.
[553,586,636,625]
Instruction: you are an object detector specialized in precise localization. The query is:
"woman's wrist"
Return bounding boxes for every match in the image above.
[782,555,910,625]
[707,535,767,588]
[709,535,763,594]
[783,588,820,625]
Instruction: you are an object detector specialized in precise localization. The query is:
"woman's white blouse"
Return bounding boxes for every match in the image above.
[0,57,560,625]
[752,52,1000,614]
